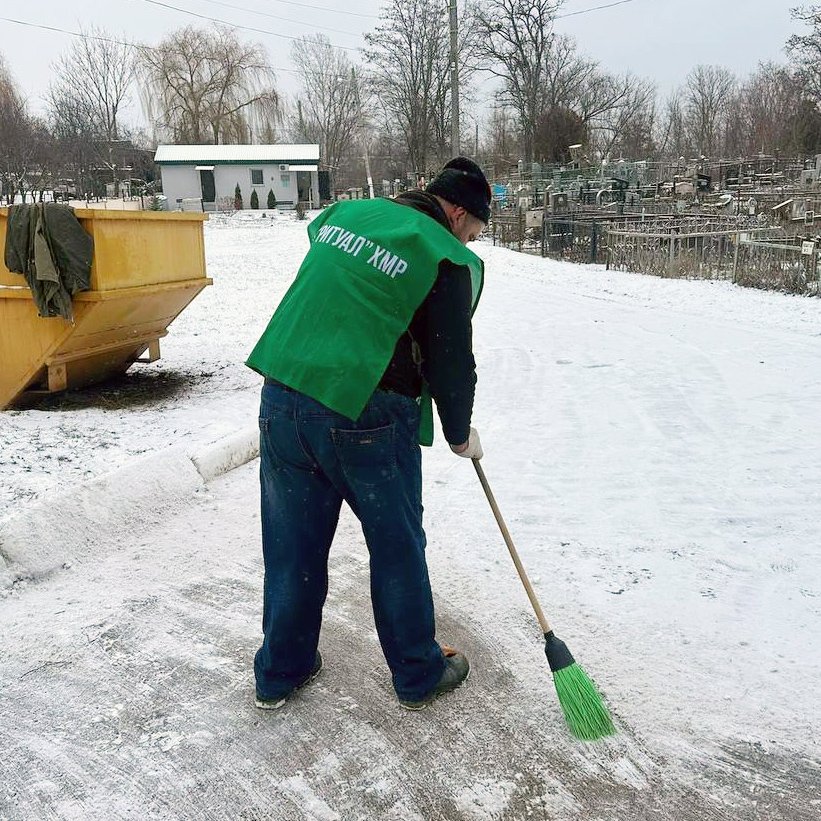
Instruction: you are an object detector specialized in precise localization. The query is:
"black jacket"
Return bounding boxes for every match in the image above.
[377,191,476,445]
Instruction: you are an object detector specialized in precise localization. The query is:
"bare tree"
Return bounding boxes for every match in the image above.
[484,104,518,171]
[475,6,640,164]
[787,5,821,104]
[592,76,657,159]
[474,0,563,164]
[784,7,821,152]
[0,56,45,204]
[287,99,315,144]
[683,65,736,156]
[734,63,795,154]
[47,82,99,199]
[290,34,366,178]
[50,27,134,194]
[657,90,689,159]
[364,0,474,173]
[789,97,821,152]
[0,55,24,201]
[574,71,640,153]
[538,32,580,110]
[26,120,59,203]
[734,61,821,155]
[138,25,280,144]
[658,60,816,160]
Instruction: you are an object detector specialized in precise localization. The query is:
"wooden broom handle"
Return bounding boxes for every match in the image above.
[472,459,552,634]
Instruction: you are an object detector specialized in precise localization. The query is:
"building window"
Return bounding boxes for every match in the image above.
[280,174,290,186]
[251,168,264,185]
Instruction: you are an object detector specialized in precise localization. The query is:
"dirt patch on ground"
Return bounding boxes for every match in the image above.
[14,369,206,412]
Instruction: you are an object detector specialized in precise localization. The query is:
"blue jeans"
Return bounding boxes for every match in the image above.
[254,382,446,702]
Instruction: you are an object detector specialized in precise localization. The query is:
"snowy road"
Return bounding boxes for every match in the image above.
[2,460,815,820]
[2,215,820,818]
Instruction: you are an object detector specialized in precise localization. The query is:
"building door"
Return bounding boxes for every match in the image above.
[199,169,215,205]
[296,171,312,207]
[318,170,331,203]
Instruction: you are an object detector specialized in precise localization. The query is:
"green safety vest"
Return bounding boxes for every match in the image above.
[246,197,484,445]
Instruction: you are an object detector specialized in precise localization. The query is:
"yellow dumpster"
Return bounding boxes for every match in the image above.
[0,208,212,409]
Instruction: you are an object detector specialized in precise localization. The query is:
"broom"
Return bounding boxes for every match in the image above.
[472,459,615,741]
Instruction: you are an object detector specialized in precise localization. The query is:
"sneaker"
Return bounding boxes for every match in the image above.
[255,652,323,710]
[398,646,470,710]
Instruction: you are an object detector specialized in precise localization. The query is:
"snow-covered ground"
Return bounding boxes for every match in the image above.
[1,211,820,819]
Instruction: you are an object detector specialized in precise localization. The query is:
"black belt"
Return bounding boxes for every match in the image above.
[264,377,296,391]
[265,376,418,401]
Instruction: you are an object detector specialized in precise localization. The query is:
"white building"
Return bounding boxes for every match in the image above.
[154,144,320,211]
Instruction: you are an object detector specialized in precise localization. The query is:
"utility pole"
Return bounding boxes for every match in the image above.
[363,144,375,200]
[449,0,460,156]
[351,66,374,200]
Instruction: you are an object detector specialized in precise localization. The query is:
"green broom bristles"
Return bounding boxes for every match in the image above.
[545,631,615,741]
[553,663,615,741]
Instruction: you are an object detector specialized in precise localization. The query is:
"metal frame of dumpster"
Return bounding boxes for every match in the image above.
[0,208,212,409]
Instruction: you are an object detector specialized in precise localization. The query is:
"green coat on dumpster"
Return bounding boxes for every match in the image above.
[4,203,94,321]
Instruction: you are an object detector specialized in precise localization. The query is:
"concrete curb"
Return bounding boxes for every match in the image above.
[0,426,260,590]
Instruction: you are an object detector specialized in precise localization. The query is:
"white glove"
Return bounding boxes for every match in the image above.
[450,427,483,460]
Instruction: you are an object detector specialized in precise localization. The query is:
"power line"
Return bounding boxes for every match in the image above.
[3,2,643,78]
[556,0,637,19]
[2,0,639,67]
[196,0,365,38]
[0,16,302,73]
[0,17,139,48]
[243,0,377,19]
[135,0,361,51]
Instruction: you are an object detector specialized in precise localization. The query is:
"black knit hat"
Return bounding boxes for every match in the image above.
[426,157,491,224]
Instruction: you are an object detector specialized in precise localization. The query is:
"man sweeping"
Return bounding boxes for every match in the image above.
[246,157,491,710]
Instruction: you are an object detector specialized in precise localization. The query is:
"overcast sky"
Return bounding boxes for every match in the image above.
[0,0,799,134]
